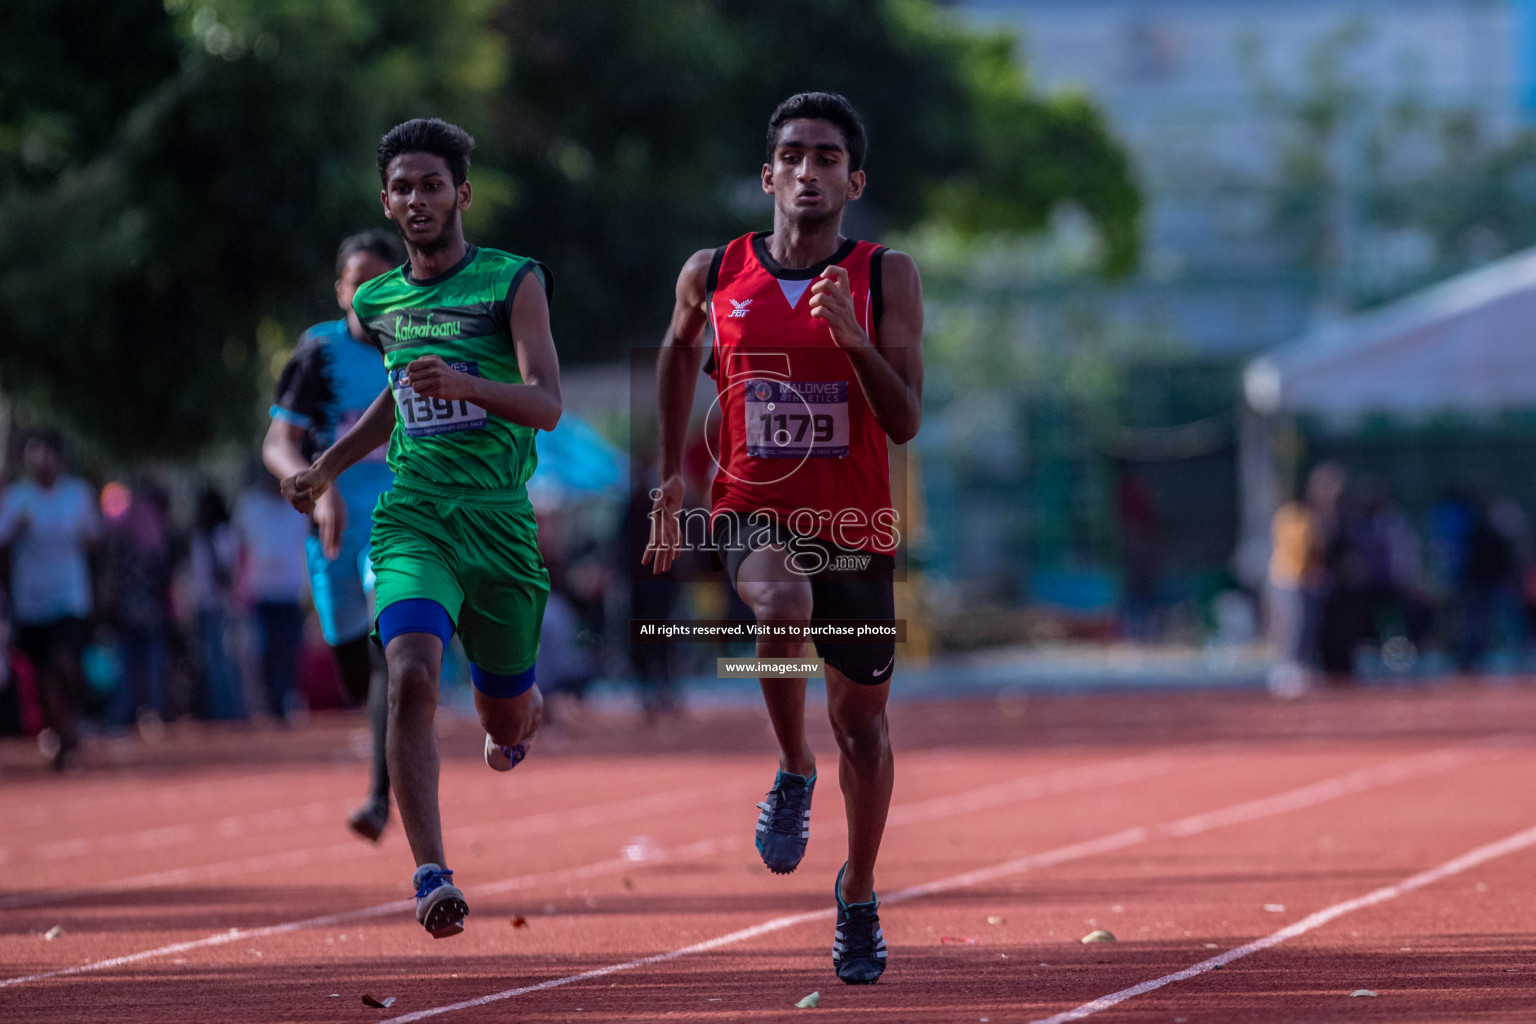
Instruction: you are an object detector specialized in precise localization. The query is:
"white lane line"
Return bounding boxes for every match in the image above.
[377,742,1512,1023]
[0,752,1179,989]
[0,835,736,991]
[0,779,754,912]
[887,755,1176,826]
[0,770,357,832]
[0,750,1175,914]
[24,799,357,861]
[1026,820,1536,1024]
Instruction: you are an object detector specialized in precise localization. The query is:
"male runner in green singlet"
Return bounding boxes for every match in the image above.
[281,118,561,939]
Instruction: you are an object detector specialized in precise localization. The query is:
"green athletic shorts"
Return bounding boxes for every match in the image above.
[369,481,549,676]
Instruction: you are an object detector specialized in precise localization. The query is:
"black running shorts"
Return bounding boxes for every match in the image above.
[716,518,895,685]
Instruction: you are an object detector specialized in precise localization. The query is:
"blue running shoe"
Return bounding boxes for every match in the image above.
[755,770,815,874]
[485,734,528,772]
[412,863,467,938]
[832,862,887,984]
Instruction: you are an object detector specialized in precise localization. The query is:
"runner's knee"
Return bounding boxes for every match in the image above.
[830,709,889,766]
[387,655,438,718]
[742,582,812,625]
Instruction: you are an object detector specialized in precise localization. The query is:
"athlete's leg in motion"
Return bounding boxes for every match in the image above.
[311,539,391,828]
[365,647,391,802]
[332,634,371,700]
[333,637,391,803]
[734,543,820,874]
[334,635,391,839]
[384,632,447,868]
[26,623,85,768]
[474,683,543,750]
[734,543,816,779]
[825,668,892,904]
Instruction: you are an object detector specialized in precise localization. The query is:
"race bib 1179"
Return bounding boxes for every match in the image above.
[390,361,488,438]
[743,379,850,458]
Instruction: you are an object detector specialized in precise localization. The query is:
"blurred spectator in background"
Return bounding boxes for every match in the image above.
[1351,479,1429,657]
[1458,498,1521,672]
[189,486,243,720]
[1488,497,1530,660]
[1117,471,1161,642]
[533,507,601,715]
[0,430,100,768]
[234,465,308,721]
[1266,481,1314,666]
[1301,462,1347,677]
[1319,477,1379,681]
[0,594,45,738]
[105,479,175,732]
[1428,490,1476,597]
[1308,464,1409,682]
[622,462,682,721]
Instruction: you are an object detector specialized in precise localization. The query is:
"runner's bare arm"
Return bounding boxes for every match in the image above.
[643,247,714,573]
[264,419,347,558]
[405,271,562,432]
[261,421,311,481]
[808,252,924,444]
[283,387,395,514]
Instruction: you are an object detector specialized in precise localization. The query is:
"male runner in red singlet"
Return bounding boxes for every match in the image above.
[645,92,923,985]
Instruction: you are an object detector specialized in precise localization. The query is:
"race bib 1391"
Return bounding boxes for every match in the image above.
[390,361,488,438]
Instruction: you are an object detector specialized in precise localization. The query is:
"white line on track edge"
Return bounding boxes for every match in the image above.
[0,751,1177,989]
[1026,820,1536,1024]
[375,741,1512,1024]
[0,778,754,913]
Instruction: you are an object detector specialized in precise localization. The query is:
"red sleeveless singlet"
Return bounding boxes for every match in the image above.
[705,231,896,556]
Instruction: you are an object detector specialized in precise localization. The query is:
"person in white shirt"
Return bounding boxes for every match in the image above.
[0,431,100,769]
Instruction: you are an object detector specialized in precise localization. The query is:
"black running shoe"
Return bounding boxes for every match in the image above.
[755,770,815,874]
[346,800,389,843]
[832,862,887,984]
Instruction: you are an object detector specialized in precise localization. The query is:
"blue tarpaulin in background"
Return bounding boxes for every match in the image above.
[527,413,624,504]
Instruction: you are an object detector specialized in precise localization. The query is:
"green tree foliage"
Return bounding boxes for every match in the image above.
[0,0,1140,457]
[1245,20,1536,310]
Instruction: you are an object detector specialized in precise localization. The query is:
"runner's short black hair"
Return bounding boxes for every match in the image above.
[766,92,867,172]
[377,118,476,187]
[335,229,405,277]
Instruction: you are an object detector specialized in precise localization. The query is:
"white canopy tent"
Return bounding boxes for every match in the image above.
[1235,246,1536,586]
[1245,247,1536,423]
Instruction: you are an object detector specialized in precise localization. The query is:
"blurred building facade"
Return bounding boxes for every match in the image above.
[915,0,1536,641]
[963,0,1521,351]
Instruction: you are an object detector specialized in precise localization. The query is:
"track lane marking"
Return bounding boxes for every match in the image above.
[0,778,757,912]
[371,740,1514,1022]
[23,798,357,861]
[0,751,1182,988]
[0,747,1180,912]
[1026,820,1536,1023]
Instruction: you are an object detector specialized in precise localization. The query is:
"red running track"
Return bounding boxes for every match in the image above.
[2,683,1536,1022]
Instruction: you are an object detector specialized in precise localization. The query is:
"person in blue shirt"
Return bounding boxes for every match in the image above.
[263,230,403,841]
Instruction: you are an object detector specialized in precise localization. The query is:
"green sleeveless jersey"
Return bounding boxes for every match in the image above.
[352,245,552,496]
